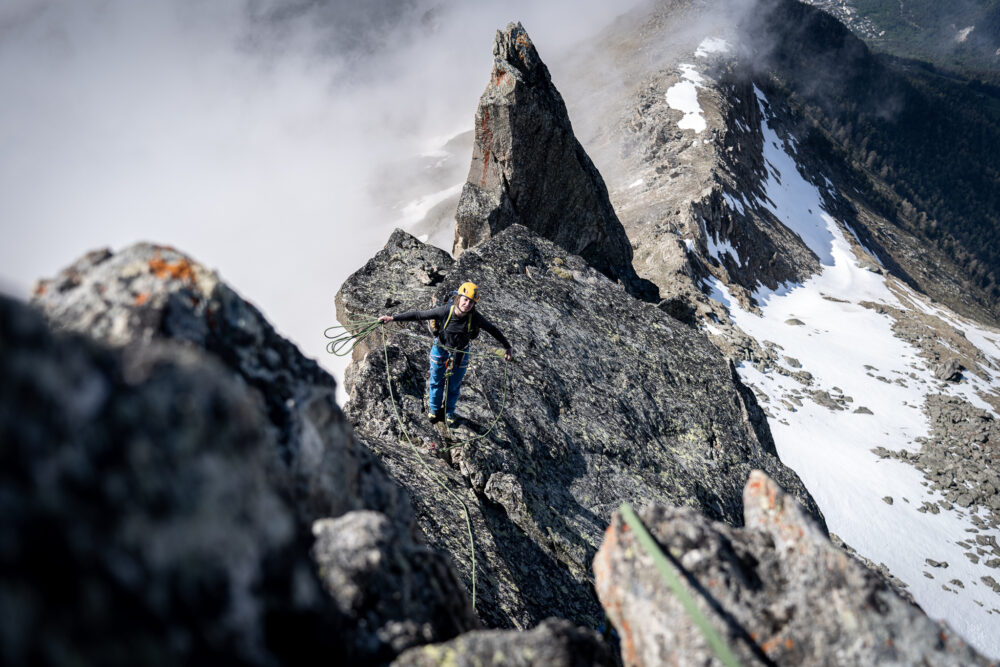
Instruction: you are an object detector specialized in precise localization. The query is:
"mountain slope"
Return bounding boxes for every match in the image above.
[387,0,1000,657]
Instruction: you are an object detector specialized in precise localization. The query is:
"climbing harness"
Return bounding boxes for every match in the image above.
[619,503,742,667]
[325,313,513,608]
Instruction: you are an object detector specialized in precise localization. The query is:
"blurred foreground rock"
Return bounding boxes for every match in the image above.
[392,618,614,667]
[594,470,990,666]
[1,294,341,665]
[23,243,481,663]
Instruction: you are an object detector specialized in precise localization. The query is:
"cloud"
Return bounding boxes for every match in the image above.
[0,0,647,401]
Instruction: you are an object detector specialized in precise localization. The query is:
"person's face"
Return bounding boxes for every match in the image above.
[456,294,473,313]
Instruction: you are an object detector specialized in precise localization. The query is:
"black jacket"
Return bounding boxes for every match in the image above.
[393,302,511,352]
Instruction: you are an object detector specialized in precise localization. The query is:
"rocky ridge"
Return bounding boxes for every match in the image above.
[9,3,1000,663]
[337,224,824,629]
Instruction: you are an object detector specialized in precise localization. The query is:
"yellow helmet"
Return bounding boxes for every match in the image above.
[457,281,480,303]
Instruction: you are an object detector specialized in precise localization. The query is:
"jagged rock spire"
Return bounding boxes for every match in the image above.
[454,22,656,301]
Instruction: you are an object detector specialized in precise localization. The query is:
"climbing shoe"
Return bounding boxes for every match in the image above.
[429,407,445,424]
[445,413,458,428]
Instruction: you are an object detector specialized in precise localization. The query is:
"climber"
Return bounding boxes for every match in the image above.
[379,282,512,426]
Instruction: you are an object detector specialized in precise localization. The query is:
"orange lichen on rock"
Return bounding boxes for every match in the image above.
[595,518,639,665]
[134,293,150,306]
[33,281,48,296]
[761,635,792,653]
[515,33,531,64]
[479,107,493,187]
[149,252,195,284]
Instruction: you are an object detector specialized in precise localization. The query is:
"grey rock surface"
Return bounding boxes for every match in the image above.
[0,294,344,665]
[28,244,479,662]
[454,22,657,301]
[391,618,614,667]
[312,511,479,658]
[594,470,990,666]
[337,225,823,629]
[934,358,964,382]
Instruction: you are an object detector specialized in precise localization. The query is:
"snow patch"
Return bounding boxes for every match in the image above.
[398,182,463,226]
[706,276,732,309]
[628,178,644,189]
[665,64,706,133]
[723,192,745,216]
[695,37,732,58]
[957,26,975,43]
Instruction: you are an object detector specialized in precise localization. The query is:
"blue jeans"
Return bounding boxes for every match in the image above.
[428,343,470,416]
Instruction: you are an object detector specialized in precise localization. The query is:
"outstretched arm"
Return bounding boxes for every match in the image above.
[379,304,449,324]
[477,314,513,361]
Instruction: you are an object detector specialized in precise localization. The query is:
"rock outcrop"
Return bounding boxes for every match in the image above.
[594,470,990,666]
[391,618,614,667]
[32,243,411,530]
[27,245,480,663]
[454,22,657,302]
[337,225,823,629]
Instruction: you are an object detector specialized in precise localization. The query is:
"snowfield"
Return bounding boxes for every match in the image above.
[705,87,1000,658]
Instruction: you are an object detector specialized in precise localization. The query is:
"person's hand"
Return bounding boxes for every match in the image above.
[378,315,393,323]
[504,349,513,362]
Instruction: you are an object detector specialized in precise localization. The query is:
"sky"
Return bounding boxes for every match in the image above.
[0,0,647,389]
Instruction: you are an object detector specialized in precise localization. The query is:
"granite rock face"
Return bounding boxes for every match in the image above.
[594,470,990,666]
[391,618,614,667]
[27,245,480,663]
[337,225,822,629]
[454,22,657,301]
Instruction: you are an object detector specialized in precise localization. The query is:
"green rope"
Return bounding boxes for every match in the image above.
[619,503,742,667]
[324,315,381,356]
[378,325,479,609]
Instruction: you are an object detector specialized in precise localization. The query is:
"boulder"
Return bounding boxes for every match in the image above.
[337,225,822,629]
[593,470,989,666]
[32,242,411,530]
[933,358,964,382]
[454,22,657,301]
[312,511,478,658]
[391,618,614,667]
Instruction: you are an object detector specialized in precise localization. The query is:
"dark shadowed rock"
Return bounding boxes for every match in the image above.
[336,225,822,629]
[0,294,345,665]
[454,22,657,301]
[594,470,989,666]
[28,245,479,662]
[391,618,614,667]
